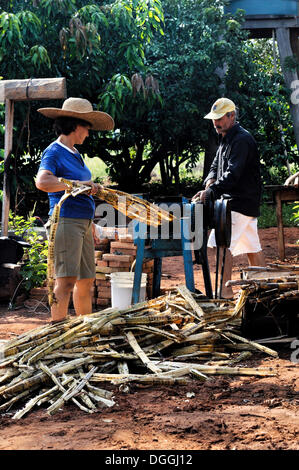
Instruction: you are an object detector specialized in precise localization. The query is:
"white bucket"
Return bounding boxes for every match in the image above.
[110,272,147,310]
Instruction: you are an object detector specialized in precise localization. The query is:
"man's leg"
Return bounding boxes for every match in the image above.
[72,277,95,316]
[247,251,266,267]
[51,276,77,322]
[218,247,234,298]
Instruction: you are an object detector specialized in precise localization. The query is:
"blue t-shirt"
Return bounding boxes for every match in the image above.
[38,141,95,219]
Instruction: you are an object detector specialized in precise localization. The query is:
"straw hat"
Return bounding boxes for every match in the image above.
[204,98,236,120]
[37,97,114,131]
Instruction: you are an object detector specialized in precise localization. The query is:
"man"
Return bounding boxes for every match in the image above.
[192,97,265,298]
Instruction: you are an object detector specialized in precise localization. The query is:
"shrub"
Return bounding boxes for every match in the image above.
[8,210,48,292]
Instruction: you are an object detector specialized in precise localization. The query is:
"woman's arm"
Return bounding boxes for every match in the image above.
[35,170,69,192]
[36,170,103,195]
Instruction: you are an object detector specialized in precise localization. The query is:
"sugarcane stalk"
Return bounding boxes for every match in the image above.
[59,177,174,226]
[176,285,204,319]
[0,357,93,399]
[0,369,19,384]
[268,263,299,271]
[271,289,299,303]
[86,390,115,408]
[151,361,276,377]
[183,331,218,343]
[190,369,209,381]
[12,376,73,419]
[47,386,93,415]
[39,362,94,415]
[224,332,278,357]
[61,366,98,402]
[25,320,95,365]
[124,325,183,342]
[117,361,130,375]
[125,331,162,374]
[0,389,34,412]
[228,351,253,365]
[85,383,114,400]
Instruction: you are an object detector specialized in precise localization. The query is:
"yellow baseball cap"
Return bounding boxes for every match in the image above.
[204,98,236,120]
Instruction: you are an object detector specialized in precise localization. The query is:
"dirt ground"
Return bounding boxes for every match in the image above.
[0,227,298,451]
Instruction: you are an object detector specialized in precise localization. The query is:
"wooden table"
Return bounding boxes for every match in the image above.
[265,185,299,260]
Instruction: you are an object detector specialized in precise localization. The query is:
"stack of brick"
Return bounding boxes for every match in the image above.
[93,229,154,309]
[28,286,49,304]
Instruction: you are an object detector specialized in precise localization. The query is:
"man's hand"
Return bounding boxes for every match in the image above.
[205,178,216,189]
[192,190,204,202]
[192,189,211,203]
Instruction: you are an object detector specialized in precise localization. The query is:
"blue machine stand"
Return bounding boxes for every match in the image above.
[131,199,213,304]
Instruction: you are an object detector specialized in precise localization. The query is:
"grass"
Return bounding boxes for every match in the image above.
[83,155,109,182]
[258,202,298,229]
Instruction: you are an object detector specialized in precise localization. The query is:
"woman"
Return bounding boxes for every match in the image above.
[35,97,114,322]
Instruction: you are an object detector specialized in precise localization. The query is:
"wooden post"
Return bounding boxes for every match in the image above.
[1,99,14,236]
[274,190,285,260]
[0,77,67,236]
[0,78,66,102]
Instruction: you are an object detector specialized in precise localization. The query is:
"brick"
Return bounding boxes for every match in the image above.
[143,259,154,268]
[141,266,154,274]
[97,286,111,296]
[95,279,111,287]
[96,260,108,267]
[103,254,134,263]
[30,287,48,295]
[117,235,133,243]
[97,290,112,299]
[96,266,129,274]
[108,261,131,268]
[116,228,130,238]
[110,241,135,250]
[110,248,137,256]
[96,298,110,306]
[95,273,107,280]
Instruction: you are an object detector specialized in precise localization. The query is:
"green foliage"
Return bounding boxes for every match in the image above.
[258,202,297,229]
[291,202,299,239]
[8,210,48,292]
[0,0,165,198]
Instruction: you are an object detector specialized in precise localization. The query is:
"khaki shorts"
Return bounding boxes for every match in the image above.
[208,210,262,257]
[47,217,96,279]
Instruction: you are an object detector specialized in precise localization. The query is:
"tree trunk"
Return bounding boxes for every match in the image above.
[203,127,218,181]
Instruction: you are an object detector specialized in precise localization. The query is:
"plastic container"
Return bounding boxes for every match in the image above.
[110,272,147,310]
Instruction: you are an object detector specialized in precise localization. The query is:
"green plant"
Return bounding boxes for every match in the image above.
[8,210,48,292]
[291,202,299,224]
[291,202,299,244]
[258,202,298,229]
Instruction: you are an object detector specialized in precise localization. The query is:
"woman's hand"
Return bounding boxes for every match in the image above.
[80,181,104,195]
[92,223,102,244]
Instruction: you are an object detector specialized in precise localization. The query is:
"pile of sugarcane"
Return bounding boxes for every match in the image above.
[0,286,278,420]
[227,263,299,305]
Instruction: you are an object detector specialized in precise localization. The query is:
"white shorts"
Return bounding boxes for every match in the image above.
[208,211,262,257]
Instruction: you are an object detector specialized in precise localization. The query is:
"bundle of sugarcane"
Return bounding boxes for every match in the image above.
[59,177,174,227]
[0,287,278,420]
[226,274,299,305]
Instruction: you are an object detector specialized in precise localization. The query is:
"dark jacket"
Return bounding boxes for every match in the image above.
[204,123,262,217]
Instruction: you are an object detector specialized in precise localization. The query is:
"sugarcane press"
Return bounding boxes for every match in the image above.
[131,193,231,303]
